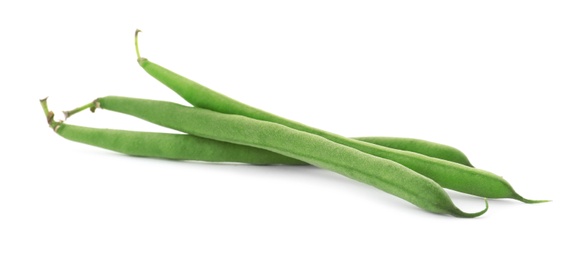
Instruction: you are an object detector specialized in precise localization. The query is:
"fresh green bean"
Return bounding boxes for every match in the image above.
[41,98,303,165]
[44,98,304,166]
[355,137,472,167]
[85,95,487,217]
[57,124,307,165]
[129,30,476,168]
[134,30,544,203]
[57,123,474,166]
[63,106,474,166]
[58,101,474,166]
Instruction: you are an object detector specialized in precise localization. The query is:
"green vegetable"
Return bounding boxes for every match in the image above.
[56,124,306,165]
[79,95,488,217]
[134,30,544,203]
[355,136,472,167]
[52,121,475,166]
[60,94,476,165]
[61,102,475,165]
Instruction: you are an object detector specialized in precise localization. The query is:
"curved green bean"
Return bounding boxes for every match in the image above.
[55,100,474,166]
[89,95,487,217]
[41,98,303,165]
[134,31,544,203]
[54,122,474,166]
[56,124,306,165]
[355,137,473,167]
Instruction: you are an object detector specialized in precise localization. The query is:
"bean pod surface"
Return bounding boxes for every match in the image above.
[135,33,543,203]
[93,95,488,217]
[56,124,306,165]
[54,123,475,166]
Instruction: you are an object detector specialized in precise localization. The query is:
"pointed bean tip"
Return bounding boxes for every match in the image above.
[452,198,489,218]
[511,193,550,204]
[135,29,143,60]
[520,197,551,204]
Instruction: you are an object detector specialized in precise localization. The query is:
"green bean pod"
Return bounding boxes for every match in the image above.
[54,124,306,165]
[132,33,473,165]
[52,98,476,166]
[135,32,544,203]
[355,137,473,167]
[54,123,472,166]
[94,95,488,217]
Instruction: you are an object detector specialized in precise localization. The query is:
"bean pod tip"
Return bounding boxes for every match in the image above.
[450,198,489,218]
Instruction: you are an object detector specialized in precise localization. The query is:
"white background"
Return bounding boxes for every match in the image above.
[1,1,574,259]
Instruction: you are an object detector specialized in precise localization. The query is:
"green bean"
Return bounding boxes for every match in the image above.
[61,105,474,166]
[58,101,474,166]
[58,124,308,165]
[132,31,474,167]
[40,99,307,165]
[355,137,472,167]
[43,98,305,165]
[134,30,545,203]
[83,95,487,217]
[58,124,474,166]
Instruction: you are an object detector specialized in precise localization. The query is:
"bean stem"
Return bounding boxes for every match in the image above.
[40,97,50,116]
[63,101,97,119]
[39,98,60,130]
[135,29,143,62]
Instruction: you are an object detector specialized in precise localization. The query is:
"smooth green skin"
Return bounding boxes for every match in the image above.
[51,96,473,166]
[96,95,488,217]
[356,137,473,167]
[56,123,471,166]
[137,58,542,203]
[55,124,305,165]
